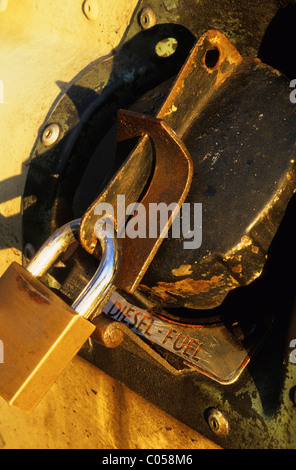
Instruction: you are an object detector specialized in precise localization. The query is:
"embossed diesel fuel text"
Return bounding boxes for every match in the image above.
[103,295,204,365]
[94,196,202,250]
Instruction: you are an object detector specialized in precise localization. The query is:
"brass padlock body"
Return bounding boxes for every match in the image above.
[0,262,95,413]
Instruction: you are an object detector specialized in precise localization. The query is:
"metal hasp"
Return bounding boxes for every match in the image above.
[80,109,193,293]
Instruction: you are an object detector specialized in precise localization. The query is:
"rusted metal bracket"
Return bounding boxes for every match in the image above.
[80,109,193,293]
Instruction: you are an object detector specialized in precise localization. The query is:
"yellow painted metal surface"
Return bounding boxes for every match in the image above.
[0,0,219,449]
[0,355,220,449]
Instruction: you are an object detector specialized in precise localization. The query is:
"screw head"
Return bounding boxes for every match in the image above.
[41,123,60,147]
[139,6,157,30]
[206,408,229,437]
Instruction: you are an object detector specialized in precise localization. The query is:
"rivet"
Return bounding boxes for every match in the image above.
[41,123,60,147]
[83,0,99,21]
[139,6,157,30]
[206,408,229,437]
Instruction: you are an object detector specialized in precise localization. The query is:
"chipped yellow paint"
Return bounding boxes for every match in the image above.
[152,275,223,300]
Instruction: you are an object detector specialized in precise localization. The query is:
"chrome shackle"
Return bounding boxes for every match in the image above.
[27,217,120,320]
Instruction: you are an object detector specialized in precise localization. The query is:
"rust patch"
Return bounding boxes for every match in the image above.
[16,274,50,305]
[241,235,252,245]
[151,275,223,298]
[231,264,242,273]
[172,264,193,276]
[252,246,259,254]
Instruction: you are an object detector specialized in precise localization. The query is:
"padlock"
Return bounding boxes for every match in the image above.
[0,217,119,413]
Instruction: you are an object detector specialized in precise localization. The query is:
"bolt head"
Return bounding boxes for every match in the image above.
[207,408,229,437]
[139,7,157,30]
[42,123,60,147]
